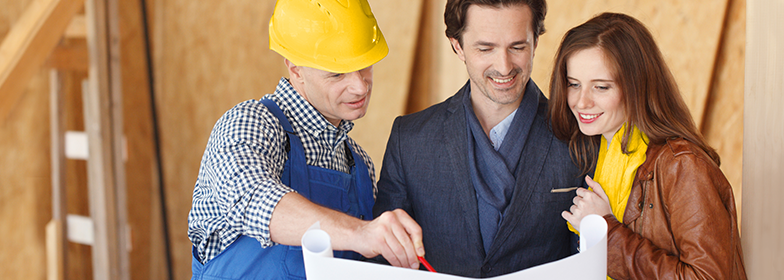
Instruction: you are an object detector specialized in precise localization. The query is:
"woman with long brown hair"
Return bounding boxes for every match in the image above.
[549,13,746,279]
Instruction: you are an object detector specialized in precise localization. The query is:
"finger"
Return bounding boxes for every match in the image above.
[562,210,579,230]
[575,187,587,197]
[388,218,419,269]
[570,204,580,215]
[393,209,424,256]
[381,230,405,267]
[585,176,610,202]
[561,210,572,221]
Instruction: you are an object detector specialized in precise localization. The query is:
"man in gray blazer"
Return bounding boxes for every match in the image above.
[372,0,584,277]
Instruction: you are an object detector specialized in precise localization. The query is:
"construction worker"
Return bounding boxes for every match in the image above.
[188,0,423,279]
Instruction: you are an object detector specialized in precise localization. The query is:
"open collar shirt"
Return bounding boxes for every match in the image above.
[188,78,376,263]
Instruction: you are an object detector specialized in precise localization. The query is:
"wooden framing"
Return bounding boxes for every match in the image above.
[83,0,130,278]
[1,0,131,278]
[0,0,84,125]
[48,69,68,280]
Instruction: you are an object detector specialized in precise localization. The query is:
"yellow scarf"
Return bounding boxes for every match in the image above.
[568,124,647,280]
[568,123,648,229]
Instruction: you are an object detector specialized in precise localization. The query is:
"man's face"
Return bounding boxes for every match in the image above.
[288,62,374,127]
[450,4,537,108]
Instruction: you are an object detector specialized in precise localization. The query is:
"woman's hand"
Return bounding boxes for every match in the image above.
[562,175,613,231]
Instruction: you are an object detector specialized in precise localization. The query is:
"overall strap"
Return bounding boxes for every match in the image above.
[345,143,374,221]
[259,98,309,196]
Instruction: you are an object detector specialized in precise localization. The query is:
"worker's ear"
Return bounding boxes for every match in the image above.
[285,59,304,84]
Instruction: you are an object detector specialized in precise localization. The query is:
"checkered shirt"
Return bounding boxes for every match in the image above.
[188,78,376,263]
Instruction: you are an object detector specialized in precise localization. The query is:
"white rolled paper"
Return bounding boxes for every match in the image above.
[301,214,608,280]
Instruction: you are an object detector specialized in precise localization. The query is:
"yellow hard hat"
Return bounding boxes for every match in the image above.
[269,0,388,74]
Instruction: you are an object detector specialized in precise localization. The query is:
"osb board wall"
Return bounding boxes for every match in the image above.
[153,1,285,278]
[0,3,46,279]
[743,0,784,278]
[702,0,744,219]
[119,0,170,279]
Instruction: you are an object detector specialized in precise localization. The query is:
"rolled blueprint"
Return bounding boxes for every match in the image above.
[302,214,608,280]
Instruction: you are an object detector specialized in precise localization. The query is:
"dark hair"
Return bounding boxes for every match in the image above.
[548,12,720,175]
[444,0,547,48]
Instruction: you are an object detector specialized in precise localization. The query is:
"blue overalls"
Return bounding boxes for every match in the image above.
[191,98,374,280]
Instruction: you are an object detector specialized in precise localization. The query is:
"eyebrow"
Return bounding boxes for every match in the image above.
[473,40,529,47]
[566,76,615,83]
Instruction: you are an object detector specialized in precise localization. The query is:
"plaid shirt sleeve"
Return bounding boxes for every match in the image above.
[188,100,293,263]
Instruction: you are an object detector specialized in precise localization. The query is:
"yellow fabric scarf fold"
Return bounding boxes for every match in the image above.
[568,124,647,280]
[568,124,648,232]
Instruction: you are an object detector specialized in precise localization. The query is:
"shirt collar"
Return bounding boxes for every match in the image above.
[461,79,540,150]
[270,78,354,147]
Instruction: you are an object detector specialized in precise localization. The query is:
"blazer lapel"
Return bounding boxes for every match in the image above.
[440,83,483,250]
[487,96,552,258]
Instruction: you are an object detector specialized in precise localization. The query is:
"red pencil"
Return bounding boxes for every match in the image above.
[417,255,437,273]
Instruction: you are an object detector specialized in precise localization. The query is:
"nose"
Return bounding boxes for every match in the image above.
[575,87,593,109]
[495,50,514,76]
[346,71,369,95]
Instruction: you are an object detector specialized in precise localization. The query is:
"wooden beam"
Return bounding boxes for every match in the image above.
[83,0,129,278]
[48,69,67,280]
[46,39,89,71]
[0,0,84,125]
[45,220,65,280]
[46,15,89,71]
[64,15,87,39]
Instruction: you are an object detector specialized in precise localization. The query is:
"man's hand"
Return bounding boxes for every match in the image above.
[347,209,424,269]
[270,194,423,269]
[562,175,613,231]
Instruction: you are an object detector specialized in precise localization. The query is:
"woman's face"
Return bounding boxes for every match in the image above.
[566,47,626,142]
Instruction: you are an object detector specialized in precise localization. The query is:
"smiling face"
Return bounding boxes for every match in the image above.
[286,59,373,127]
[450,4,537,110]
[566,47,626,142]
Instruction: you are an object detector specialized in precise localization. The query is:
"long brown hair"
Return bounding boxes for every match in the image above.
[548,12,720,175]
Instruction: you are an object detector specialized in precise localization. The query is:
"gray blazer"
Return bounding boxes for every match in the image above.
[373,80,584,277]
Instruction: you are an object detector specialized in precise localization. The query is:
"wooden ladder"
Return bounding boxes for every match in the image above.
[0,0,130,279]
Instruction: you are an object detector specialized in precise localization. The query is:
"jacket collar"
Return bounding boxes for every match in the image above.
[622,142,663,224]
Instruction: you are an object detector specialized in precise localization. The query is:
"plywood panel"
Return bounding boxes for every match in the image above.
[0,2,50,279]
[702,0,744,220]
[743,0,784,278]
[117,0,169,278]
[0,68,50,280]
[408,0,468,113]
[351,0,424,169]
[154,1,286,278]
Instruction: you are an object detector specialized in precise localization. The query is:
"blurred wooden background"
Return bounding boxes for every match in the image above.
[0,0,753,279]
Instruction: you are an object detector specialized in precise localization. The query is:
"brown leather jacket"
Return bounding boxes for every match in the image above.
[604,138,746,279]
